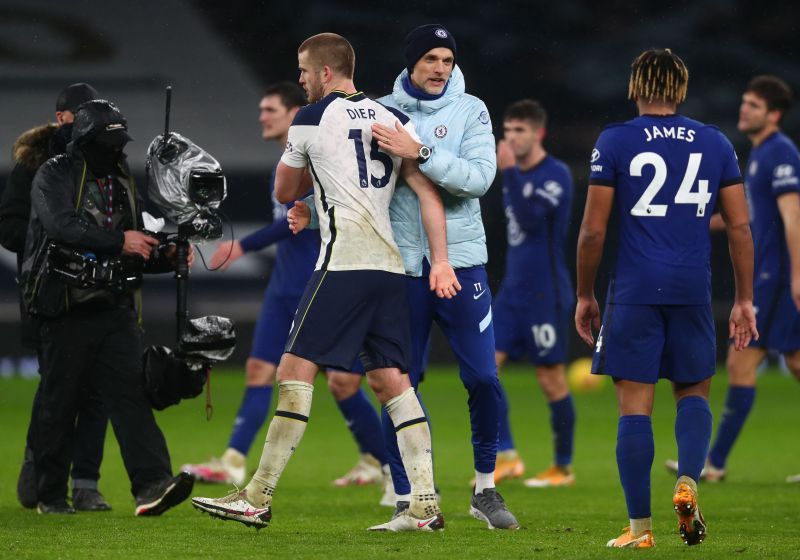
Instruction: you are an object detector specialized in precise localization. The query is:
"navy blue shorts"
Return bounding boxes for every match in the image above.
[591,303,716,384]
[250,286,300,365]
[751,280,800,353]
[494,290,569,366]
[285,269,411,373]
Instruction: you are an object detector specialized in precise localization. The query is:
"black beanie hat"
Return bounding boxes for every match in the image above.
[404,24,457,75]
[56,83,99,112]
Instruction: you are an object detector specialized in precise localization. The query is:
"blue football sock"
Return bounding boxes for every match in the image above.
[550,394,576,466]
[708,386,755,469]
[616,415,654,519]
[675,396,712,481]
[336,388,386,464]
[227,385,273,455]
[497,382,515,452]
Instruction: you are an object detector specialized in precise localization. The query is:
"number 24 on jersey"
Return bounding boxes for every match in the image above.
[630,152,711,218]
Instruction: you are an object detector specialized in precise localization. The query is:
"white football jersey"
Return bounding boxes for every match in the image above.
[281,90,415,274]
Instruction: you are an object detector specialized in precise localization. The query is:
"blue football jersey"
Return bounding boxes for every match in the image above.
[501,155,574,307]
[589,114,742,304]
[744,131,800,285]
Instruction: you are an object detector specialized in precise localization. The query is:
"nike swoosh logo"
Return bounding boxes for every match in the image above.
[418,518,434,528]
[243,508,267,517]
[473,290,487,300]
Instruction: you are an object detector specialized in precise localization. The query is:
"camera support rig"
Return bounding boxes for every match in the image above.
[143,86,236,416]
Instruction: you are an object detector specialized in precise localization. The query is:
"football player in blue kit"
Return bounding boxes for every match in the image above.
[667,76,800,484]
[181,82,390,495]
[492,99,577,488]
[576,49,758,547]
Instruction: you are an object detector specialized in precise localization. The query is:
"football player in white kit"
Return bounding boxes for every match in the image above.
[192,33,460,533]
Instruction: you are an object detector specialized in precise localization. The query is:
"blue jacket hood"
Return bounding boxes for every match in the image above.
[391,66,466,115]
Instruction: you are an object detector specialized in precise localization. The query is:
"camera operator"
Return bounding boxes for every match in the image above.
[0,83,112,511]
[21,99,193,515]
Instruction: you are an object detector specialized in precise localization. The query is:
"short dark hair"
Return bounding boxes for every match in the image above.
[503,99,547,127]
[628,48,688,104]
[263,81,307,110]
[298,33,356,79]
[746,75,793,120]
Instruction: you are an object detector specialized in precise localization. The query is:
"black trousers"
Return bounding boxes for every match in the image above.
[33,305,172,503]
[25,383,108,485]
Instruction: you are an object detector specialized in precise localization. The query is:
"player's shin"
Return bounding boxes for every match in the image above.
[675,396,712,482]
[245,380,313,507]
[617,415,654,535]
[385,388,438,518]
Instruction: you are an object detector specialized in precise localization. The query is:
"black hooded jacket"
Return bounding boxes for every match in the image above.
[21,100,172,318]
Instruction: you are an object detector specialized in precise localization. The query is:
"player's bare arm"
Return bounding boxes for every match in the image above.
[210,240,244,269]
[274,163,313,204]
[718,183,759,349]
[401,159,461,298]
[777,192,800,310]
[575,185,614,346]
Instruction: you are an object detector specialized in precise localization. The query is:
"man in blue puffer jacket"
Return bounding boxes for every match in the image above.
[368,24,519,531]
[291,24,518,530]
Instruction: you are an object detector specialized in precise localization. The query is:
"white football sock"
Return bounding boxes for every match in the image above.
[474,471,495,494]
[245,380,313,507]
[222,447,246,468]
[630,517,653,536]
[385,387,438,518]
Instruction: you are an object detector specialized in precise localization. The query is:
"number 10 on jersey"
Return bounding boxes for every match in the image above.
[630,152,711,217]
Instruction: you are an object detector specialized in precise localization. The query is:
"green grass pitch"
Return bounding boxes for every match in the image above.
[0,365,798,558]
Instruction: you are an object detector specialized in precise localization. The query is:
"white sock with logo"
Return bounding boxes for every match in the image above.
[245,380,313,507]
[385,387,438,518]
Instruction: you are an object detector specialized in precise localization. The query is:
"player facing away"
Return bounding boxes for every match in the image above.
[665,76,800,483]
[192,33,460,532]
[493,99,577,488]
[181,83,390,494]
[576,49,758,547]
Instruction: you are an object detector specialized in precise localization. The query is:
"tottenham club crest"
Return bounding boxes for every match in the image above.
[435,28,448,38]
[434,125,448,138]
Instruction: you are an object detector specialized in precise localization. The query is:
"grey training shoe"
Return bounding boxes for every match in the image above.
[470,488,519,529]
[73,488,112,511]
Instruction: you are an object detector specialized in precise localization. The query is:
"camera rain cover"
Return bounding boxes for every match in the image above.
[146,133,226,225]
[178,315,236,363]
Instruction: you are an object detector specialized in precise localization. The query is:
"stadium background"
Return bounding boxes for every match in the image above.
[1,0,799,367]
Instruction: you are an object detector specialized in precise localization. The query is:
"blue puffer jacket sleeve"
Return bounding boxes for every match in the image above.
[419,99,496,199]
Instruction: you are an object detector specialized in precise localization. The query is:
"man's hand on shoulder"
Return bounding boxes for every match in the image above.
[372,121,421,160]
